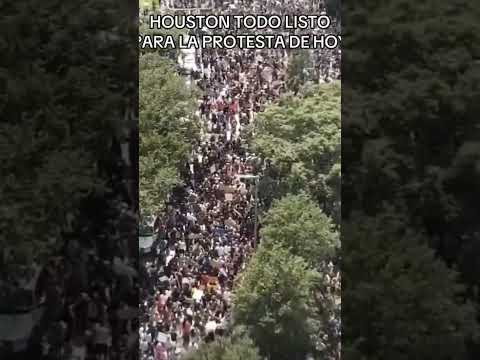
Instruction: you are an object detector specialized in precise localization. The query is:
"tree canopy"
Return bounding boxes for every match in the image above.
[342,212,478,360]
[342,0,480,356]
[253,82,341,222]
[183,334,262,360]
[258,193,341,359]
[0,0,135,267]
[233,244,316,360]
[139,53,199,217]
[261,193,339,266]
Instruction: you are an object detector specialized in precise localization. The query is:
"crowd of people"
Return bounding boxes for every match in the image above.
[315,260,341,358]
[141,5,286,360]
[32,201,139,360]
[141,1,340,359]
[139,44,282,360]
[0,199,139,359]
[158,0,341,83]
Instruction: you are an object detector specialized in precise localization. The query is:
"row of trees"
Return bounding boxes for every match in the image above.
[1,1,137,271]
[233,81,341,360]
[253,82,341,223]
[342,0,480,358]
[184,75,341,359]
[143,0,480,357]
[138,5,197,219]
[138,4,342,357]
[231,1,480,358]
[234,193,340,360]
[139,52,199,217]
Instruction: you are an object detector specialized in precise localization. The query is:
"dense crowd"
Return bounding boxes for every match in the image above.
[32,202,139,360]
[0,200,139,359]
[141,1,340,359]
[139,43,285,360]
[140,5,287,360]
[155,0,341,82]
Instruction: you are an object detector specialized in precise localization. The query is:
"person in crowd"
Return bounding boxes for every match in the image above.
[139,1,340,359]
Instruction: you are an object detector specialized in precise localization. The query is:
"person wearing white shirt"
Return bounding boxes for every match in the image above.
[205,318,217,334]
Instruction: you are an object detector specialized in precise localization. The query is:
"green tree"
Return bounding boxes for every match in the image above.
[233,244,316,360]
[0,0,135,268]
[261,193,339,266]
[254,82,341,221]
[342,1,480,356]
[342,0,480,242]
[139,53,199,217]
[183,334,261,360]
[342,212,478,360]
[260,193,341,359]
